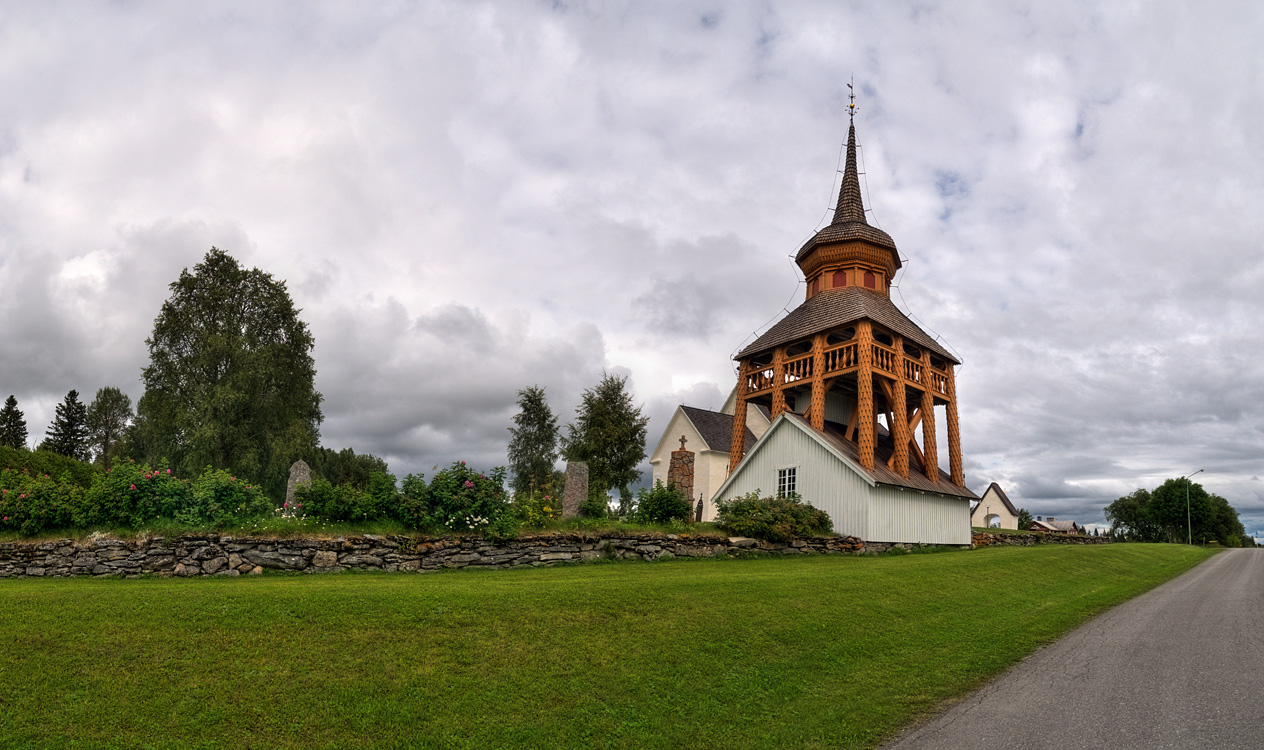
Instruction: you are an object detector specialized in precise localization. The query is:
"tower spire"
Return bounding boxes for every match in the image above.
[833,81,867,226]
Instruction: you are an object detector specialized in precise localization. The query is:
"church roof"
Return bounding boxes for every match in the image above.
[796,120,899,265]
[679,405,754,454]
[735,286,959,363]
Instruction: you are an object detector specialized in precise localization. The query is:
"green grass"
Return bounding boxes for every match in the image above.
[0,544,1212,749]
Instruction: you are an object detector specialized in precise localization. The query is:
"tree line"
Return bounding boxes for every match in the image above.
[2,248,373,502]
[1105,477,1250,547]
[5,246,657,527]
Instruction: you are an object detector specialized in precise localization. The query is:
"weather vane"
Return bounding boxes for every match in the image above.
[847,77,857,121]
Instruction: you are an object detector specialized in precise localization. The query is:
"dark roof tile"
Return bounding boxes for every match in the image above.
[736,286,959,363]
[680,405,753,454]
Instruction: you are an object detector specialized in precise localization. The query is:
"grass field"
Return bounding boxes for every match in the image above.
[0,543,1213,749]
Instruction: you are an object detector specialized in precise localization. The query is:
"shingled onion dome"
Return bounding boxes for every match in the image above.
[796,121,901,294]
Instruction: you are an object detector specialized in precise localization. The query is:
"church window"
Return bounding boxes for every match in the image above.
[832,270,847,287]
[777,467,797,497]
[809,277,820,297]
[863,270,876,289]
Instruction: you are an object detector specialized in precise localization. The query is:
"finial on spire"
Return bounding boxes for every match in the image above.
[847,77,857,121]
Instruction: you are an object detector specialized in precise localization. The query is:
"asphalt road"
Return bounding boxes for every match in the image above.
[881,548,1264,750]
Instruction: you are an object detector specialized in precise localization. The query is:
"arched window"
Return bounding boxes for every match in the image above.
[832,270,847,288]
[863,270,876,289]
[809,277,820,297]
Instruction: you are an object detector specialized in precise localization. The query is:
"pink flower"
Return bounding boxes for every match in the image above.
[460,461,465,465]
[130,484,136,490]
[19,494,25,499]
[283,502,289,508]
[464,480,474,488]
[166,468,171,474]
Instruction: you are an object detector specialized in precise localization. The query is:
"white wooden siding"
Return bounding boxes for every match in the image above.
[868,486,971,545]
[713,421,872,540]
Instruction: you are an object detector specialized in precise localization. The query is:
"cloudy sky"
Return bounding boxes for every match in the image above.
[2,1,1262,533]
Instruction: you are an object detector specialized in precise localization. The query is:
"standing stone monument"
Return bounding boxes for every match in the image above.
[285,459,312,513]
[667,435,695,504]
[562,461,588,518]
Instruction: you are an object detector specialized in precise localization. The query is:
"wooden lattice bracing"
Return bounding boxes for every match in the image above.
[727,315,964,488]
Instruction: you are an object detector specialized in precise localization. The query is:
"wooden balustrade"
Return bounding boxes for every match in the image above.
[742,343,951,398]
[930,370,949,396]
[872,344,896,374]
[782,354,812,384]
[823,342,858,373]
[746,368,774,393]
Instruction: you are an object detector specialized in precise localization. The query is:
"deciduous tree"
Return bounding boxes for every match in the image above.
[0,395,27,449]
[507,385,559,497]
[86,386,133,468]
[135,247,323,498]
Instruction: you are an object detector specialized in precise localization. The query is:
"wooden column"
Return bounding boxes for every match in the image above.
[770,347,787,420]
[856,320,875,471]
[890,336,910,478]
[729,362,750,472]
[945,363,963,487]
[809,333,827,430]
[920,350,939,483]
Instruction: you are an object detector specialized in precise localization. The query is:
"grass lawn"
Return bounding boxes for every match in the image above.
[0,543,1212,749]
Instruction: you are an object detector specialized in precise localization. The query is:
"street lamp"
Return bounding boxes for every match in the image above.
[1184,468,1204,546]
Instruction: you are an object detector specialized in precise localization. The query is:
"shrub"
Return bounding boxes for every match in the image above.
[77,460,191,529]
[714,490,833,543]
[394,473,429,528]
[0,445,100,489]
[634,480,693,525]
[181,468,271,527]
[512,491,562,529]
[422,462,509,533]
[0,468,80,535]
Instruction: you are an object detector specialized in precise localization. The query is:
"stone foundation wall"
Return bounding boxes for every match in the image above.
[0,532,868,579]
[971,531,1112,547]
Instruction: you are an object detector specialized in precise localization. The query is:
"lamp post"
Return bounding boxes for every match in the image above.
[1184,468,1204,546]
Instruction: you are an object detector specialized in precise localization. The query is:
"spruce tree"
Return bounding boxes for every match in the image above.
[0,395,28,449]
[507,385,560,497]
[562,372,649,516]
[44,389,90,460]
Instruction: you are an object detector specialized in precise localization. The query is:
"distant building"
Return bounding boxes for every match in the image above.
[1030,516,1080,535]
[971,482,1019,529]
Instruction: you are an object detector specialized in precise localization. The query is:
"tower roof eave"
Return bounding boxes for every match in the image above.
[735,286,959,364]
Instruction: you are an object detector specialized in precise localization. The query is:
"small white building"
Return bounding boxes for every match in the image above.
[971,482,1020,529]
[648,393,770,522]
[711,412,975,545]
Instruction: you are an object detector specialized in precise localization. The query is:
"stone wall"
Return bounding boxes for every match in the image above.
[971,531,1112,547]
[0,532,869,579]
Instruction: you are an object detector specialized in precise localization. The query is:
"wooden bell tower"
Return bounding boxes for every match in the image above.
[727,100,965,489]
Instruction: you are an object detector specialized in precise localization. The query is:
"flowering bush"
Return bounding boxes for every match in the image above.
[412,462,508,533]
[77,460,190,529]
[713,490,833,542]
[0,468,80,535]
[179,468,271,527]
[512,491,562,528]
